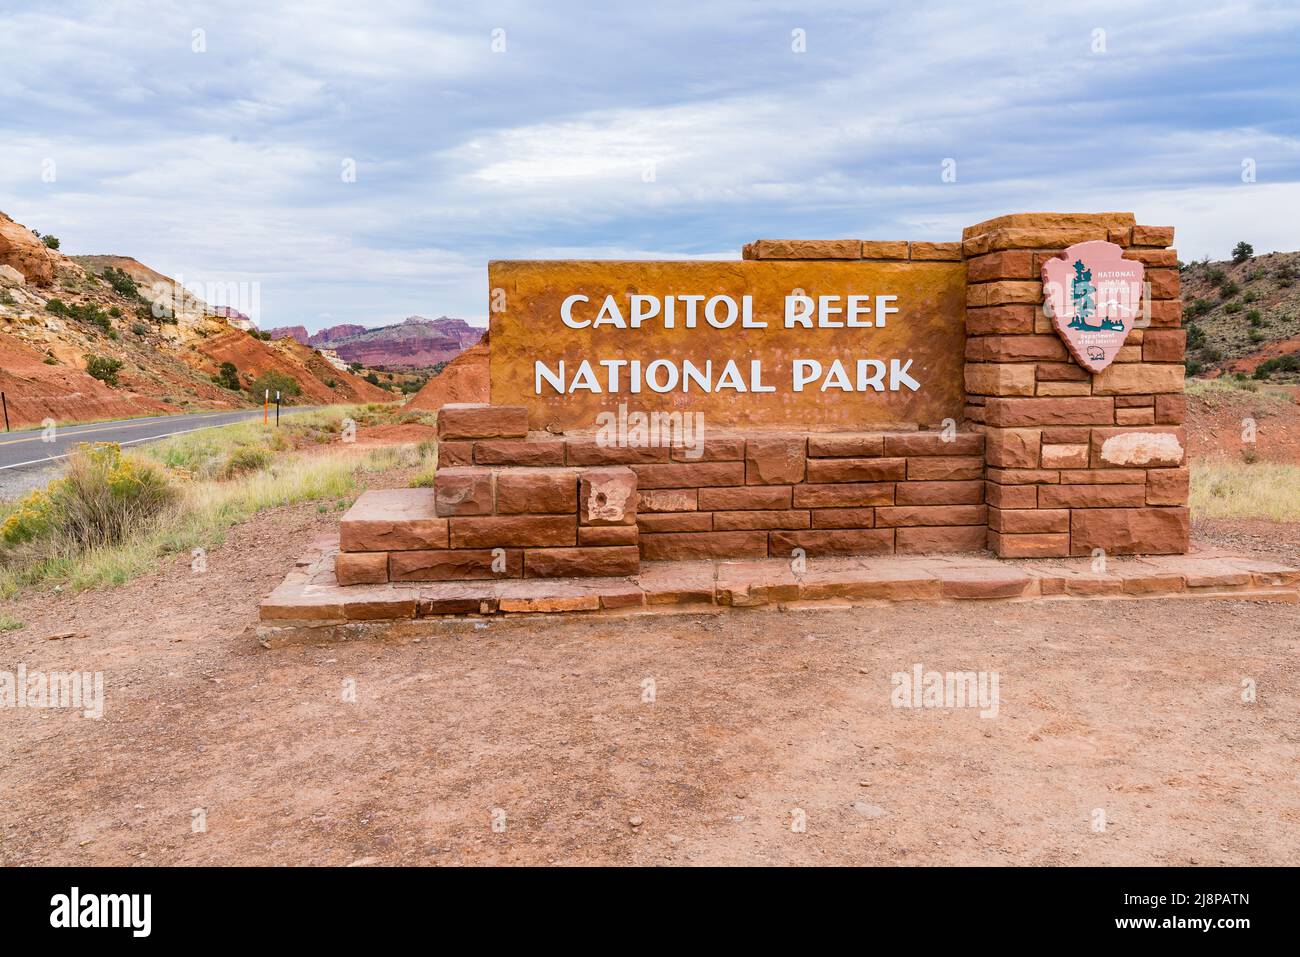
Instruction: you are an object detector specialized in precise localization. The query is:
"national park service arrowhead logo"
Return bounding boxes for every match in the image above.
[1042,240,1144,373]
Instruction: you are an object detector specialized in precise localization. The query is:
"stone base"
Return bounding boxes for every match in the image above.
[256,534,1299,647]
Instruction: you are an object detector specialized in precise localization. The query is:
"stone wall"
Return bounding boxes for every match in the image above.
[336,212,1188,580]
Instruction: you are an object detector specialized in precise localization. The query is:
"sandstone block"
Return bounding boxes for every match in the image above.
[579,466,638,525]
[639,531,767,560]
[807,434,884,457]
[1147,467,1189,506]
[1039,444,1089,469]
[437,441,473,467]
[1092,363,1184,395]
[806,457,906,483]
[391,548,523,581]
[713,509,810,531]
[966,304,1036,335]
[988,507,1070,534]
[631,461,745,489]
[895,525,987,554]
[474,438,566,467]
[524,546,640,578]
[1090,427,1186,468]
[745,435,807,485]
[637,488,697,512]
[809,507,876,528]
[434,467,494,517]
[906,456,984,481]
[793,483,894,508]
[637,512,713,533]
[1037,485,1146,508]
[496,468,578,515]
[340,488,449,551]
[1070,506,1189,555]
[578,524,640,546]
[335,551,388,585]
[894,480,985,505]
[697,485,792,510]
[769,528,893,557]
[876,504,987,527]
[437,403,528,440]
[449,515,576,548]
[985,428,1041,468]
[983,397,1114,427]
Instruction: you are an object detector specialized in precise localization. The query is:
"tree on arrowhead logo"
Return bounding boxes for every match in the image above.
[1042,240,1144,373]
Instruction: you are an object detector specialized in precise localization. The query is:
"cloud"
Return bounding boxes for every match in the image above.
[0,0,1297,330]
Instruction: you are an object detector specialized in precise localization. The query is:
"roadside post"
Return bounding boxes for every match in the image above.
[2,391,8,432]
[275,390,281,426]
[264,389,269,425]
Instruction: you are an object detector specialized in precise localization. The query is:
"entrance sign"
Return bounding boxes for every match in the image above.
[1041,240,1145,373]
[488,259,967,432]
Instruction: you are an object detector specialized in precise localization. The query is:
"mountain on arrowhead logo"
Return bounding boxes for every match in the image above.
[1042,240,1144,373]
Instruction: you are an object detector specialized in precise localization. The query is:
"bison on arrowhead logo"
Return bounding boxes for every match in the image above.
[1042,240,1144,373]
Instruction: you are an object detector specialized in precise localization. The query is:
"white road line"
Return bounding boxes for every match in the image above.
[0,409,313,471]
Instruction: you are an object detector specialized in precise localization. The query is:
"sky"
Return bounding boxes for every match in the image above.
[1,0,1298,332]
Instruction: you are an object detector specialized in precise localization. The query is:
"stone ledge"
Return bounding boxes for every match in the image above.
[257,537,1298,645]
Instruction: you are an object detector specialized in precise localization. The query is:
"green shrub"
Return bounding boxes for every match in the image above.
[1219,281,1240,300]
[1246,309,1262,327]
[0,443,176,556]
[247,370,301,401]
[1249,330,1265,343]
[41,234,60,250]
[84,354,124,385]
[1224,301,1242,314]
[0,290,14,306]
[364,372,380,385]
[101,266,140,299]
[1185,358,1205,376]
[1253,353,1300,379]
[1242,290,1258,304]
[1232,241,1253,263]
[1201,346,1223,363]
[214,361,241,391]
[1206,268,1226,286]
[1185,324,1206,349]
[131,323,149,336]
[223,445,272,478]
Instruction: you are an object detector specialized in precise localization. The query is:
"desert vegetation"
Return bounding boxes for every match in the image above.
[0,404,437,600]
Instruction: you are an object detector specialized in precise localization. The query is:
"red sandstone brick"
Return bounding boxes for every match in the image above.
[1038,485,1146,508]
[1089,426,1186,468]
[637,512,713,533]
[697,485,792,510]
[895,525,987,554]
[793,483,894,508]
[909,241,963,261]
[565,439,670,465]
[1039,427,1092,444]
[985,468,1059,485]
[523,546,640,578]
[434,467,494,517]
[496,468,578,514]
[1115,407,1156,426]
[806,434,884,457]
[669,436,745,462]
[966,336,1068,363]
[769,528,893,557]
[985,428,1041,469]
[391,549,523,581]
[883,433,983,456]
[966,250,1035,281]
[745,435,807,485]
[637,489,697,512]
[983,397,1114,427]
[861,240,910,259]
[336,551,388,585]
[1132,224,1174,247]
[988,507,1070,534]
[752,239,861,260]
[809,507,876,528]
[893,480,985,505]
[1057,469,1147,484]
[907,456,983,481]
[579,466,638,525]
[1070,506,1189,555]
[988,531,1071,558]
[1035,362,1091,382]
[966,304,1036,335]
[437,441,473,467]
[579,525,639,546]
[805,457,906,483]
[631,462,745,489]
[1142,329,1186,362]
[985,482,1037,509]
[713,509,810,531]
[937,566,1035,599]
[1147,467,1189,506]
[1154,394,1186,425]
[639,531,767,560]
[340,488,448,552]
[1145,299,1182,327]
[437,403,528,440]
[449,515,576,548]
[474,438,566,467]
[876,504,987,527]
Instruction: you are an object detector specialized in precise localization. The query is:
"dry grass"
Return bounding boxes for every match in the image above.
[1190,460,1300,522]
[0,410,436,598]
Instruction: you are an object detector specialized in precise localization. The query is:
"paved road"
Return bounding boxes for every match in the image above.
[0,407,317,482]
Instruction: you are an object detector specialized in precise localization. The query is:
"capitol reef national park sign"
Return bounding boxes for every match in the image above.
[488,259,967,432]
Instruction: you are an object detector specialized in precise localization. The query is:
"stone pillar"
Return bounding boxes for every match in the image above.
[962,213,1189,558]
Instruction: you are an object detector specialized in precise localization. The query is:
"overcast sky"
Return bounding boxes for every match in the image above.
[2,0,1297,331]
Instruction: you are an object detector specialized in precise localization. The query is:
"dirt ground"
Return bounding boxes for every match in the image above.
[1,472,1297,866]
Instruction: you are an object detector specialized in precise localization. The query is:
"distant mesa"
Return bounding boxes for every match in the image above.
[264,315,483,368]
